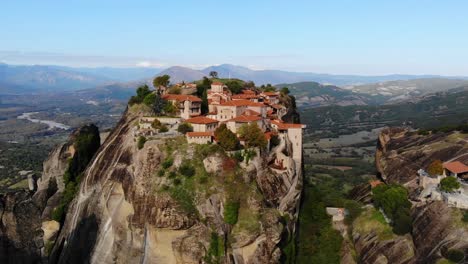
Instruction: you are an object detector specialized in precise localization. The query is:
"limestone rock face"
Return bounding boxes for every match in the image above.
[45,108,303,264]
[0,124,101,264]
[376,127,468,187]
[412,201,468,263]
[352,230,416,264]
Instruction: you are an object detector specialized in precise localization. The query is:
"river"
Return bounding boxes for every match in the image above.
[17,112,71,130]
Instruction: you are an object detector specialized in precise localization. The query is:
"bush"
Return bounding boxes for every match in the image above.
[168,171,177,179]
[463,211,468,223]
[151,119,162,129]
[231,151,244,162]
[143,93,157,106]
[446,249,465,263]
[162,158,173,169]
[157,169,165,177]
[173,178,181,185]
[179,162,195,177]
[137,136,146,149]
[159,124,169,133]
[427,160,443,176]
[177,123,193,134]
[224,200,240,225]
[440,176,461,193]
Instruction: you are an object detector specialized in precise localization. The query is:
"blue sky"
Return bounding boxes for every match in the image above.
[1,0,468,75]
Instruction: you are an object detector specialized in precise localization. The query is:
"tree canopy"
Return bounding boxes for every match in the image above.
[440,176,461,193]
[427,160,443,175]
[238,123,267,149]
[372,184,412,235]
[177,122,193,134]
[209,71,218,79]
[153,75,170,89]
[129,84,152,105]
[214,124,239,151]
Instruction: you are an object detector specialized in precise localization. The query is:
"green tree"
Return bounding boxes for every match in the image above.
[152,91,167,116]
[214,124,239,151]
[177,123,193,134]
[263,84,276,92]
[201,89,209,114]
[280,87,290,95]
[238,123,267,149]
[136,84,151,99]
[427,160,443,175]
[153,75,170,89]
[440,176,461,193]
[209,71,218,79]
[163,101,177,116]
[168,86,181,94]
[143,93,156,106]
[226,81,243,94]
[372,184,412,234]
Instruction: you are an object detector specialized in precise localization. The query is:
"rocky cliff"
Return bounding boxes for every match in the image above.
[370,127,468,263]
[0,124,100,264]
[32,106,302,263]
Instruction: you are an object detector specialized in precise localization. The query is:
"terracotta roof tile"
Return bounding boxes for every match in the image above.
[185,116,219,124]
[227,115,262,123]
[163,94,202,102]
[219,99,265,107]
[271,119,306,129]
[444,161,468,174]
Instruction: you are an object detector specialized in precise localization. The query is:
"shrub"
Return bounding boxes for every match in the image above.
[224,200,240,225]
[162,158,173,169]
[151,119,162,129]
[440,176,461,193]
[463,211,468,223]
[143,93,157,106]
[418,129,430,135]
[446,249,465,263]
[177,123,193,134]
[179,162,195,177]
[173,178,181,185]
[231,151,244,162]
[159,124,169,133]
[157,169,165,177]
[427,159,443,176]
[168,171,177,179]
[137,136,146,149]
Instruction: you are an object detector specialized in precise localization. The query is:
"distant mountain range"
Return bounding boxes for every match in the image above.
[2,62,468,101]
[157,64,468,86]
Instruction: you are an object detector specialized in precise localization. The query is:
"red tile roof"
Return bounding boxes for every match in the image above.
[231,94,259,100]
[242,90,256,94]
[271,119,306,129]
[370,180,383,188]
[186,132,213,137]
[212,82,224,85]
[262,92,279,96]
[444,161,468,174]
[227,115,262,123]
[243,109,260,116]
[185,116,219,124]
[163,94,202,102]
[219,99,265,107]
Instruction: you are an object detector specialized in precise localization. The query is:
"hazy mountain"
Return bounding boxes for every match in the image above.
[0,63,112,94]
[347,78,468,103]
[155,66,206,83]
[200,64,466,86]
[55,66,162,82]
[278,81,375,107]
